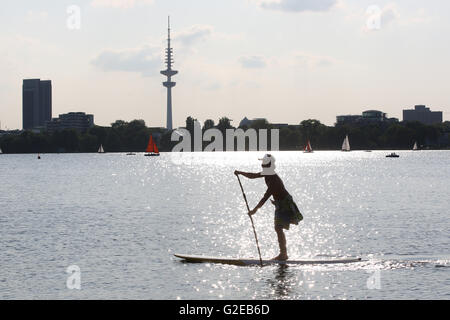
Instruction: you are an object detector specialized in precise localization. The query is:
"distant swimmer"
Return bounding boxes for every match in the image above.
[235,154,303,261]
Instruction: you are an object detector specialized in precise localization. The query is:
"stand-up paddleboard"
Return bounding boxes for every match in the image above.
[174,254,362,266]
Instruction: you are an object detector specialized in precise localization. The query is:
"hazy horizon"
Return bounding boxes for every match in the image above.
[1,0,449,130]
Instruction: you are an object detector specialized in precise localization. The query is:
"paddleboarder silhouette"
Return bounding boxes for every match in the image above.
[235,154,303,261]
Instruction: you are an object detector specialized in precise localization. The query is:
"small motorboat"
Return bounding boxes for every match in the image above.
[126,152,136,156]
[386,152,400,158]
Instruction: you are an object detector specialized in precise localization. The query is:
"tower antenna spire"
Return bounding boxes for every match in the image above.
[168,16,170,42]
[160,16,178,131]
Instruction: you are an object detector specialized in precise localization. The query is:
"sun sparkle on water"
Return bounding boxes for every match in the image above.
[0,151,449,299]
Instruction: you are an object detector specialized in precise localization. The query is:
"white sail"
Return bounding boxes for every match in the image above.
[413,142,418,151]
[98,144,104,153]
[342,135,350,152]
[0,147,2,154]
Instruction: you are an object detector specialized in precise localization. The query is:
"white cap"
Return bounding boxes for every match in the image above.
[259,154,276,175]
[259,154,275,165]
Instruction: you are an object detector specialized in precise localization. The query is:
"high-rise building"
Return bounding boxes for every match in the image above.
[22,79,52,130]
[403,105,443,125]
[160,17,178,131]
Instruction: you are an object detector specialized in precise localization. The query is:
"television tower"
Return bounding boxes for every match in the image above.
[160,16,178,131]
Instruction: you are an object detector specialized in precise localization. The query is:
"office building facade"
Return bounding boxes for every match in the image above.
[46,112,94,133]
[403,105,443,125]
[336,110,398,126]
[22,79,52,130]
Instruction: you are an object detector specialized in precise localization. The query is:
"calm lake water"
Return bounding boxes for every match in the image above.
[0,151,449,300]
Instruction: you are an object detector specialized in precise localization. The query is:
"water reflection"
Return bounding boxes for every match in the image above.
[266,265,296,299]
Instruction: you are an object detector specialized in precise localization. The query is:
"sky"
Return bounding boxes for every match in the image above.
[1,0,449,130]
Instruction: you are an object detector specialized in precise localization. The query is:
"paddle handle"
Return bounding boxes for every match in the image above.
[236,174,263,267]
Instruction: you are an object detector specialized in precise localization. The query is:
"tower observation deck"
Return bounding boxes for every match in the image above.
[160,16,178,131]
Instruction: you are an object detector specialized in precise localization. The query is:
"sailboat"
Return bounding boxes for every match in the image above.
[0,147,3,154]
[413,142,419,151]
[144,135,160,157]
[341,135,351,152]
[98,144,105,153]
[304,140,313,153]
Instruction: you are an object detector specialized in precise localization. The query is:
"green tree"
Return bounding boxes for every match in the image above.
[105,130,122,151]
[203,119,215,131]
[61,129,80,152]
[217,117,233,133]
[80,134,99,152]
[186,116,197,133]
[250,119,270,130]
[286,130,301,150]
[88,126,108,146]
[111,120,128,129]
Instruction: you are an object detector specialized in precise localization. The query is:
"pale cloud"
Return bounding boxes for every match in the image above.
[292,52,337,68]
[399,7,432,26]
[236,51,337,71]
[91,0,154,9]
[25,10,49,23]
[256,0,338,12]
[173,25,214,47]
[239,55,267,69]
[381,3,399,27]
[91,44,160,77]
[91,24,215,77]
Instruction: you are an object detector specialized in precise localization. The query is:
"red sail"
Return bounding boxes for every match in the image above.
[146,135,154,153]
[305,140,312,152]
[153,140,159,154]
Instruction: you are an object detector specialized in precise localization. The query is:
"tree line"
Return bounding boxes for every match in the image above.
[0,118,449,153]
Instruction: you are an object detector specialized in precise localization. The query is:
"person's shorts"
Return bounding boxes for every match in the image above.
[274,195,303,230]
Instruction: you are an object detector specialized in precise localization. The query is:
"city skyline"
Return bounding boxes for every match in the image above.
[1,0,450,130]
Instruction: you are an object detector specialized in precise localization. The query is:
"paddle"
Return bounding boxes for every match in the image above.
[236,174,264,267]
